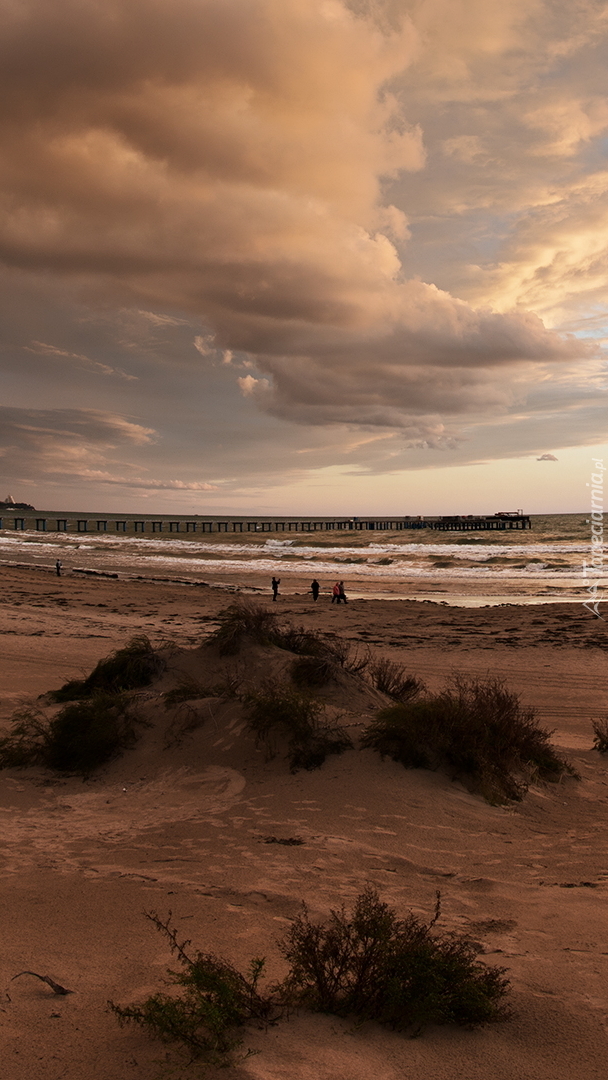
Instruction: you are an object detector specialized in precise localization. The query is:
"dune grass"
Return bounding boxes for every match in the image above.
[50,635,162,702]
[0,693,141,773]
[243,683,352,771]
[367,657,425,702]
[361,674,577,803]
[208,600,354,667]
[207,600,281,655]
[591,717,608,753]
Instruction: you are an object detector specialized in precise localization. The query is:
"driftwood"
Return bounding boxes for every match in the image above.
[11,971,73,995]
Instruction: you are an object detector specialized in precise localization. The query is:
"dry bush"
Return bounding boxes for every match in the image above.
[109,911,281,1066]
[591,717,608,753]
[244,683,352,771]
[361,674,577,803]
[206,600,280,655]
[207,601,355,676]
[0,693,142,773]
[110,890,510,1063]
[291,653,340,688]
[367,657,425,702]
[50,636,163,702]
[279,885,510,1031]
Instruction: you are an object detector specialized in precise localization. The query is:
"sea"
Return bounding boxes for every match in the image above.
[0,513,603,607]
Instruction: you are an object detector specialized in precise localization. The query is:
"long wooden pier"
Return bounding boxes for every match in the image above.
[0,512,532,535]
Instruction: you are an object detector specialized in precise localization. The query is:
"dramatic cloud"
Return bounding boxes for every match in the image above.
[0,406,215,494]
[0,2,596,433]
[0,0,606,509]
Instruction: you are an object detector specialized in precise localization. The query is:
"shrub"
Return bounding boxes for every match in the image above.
[244,683,352,771]
[207,600,280,655]
[50,636,162,701]
[275,625,329,656]
[163,676,240,749]
[0,705,51,768]
[591,717,608,753]
[361,675,577,803]
[163,680,211,707]
[291,653,340,688]
[367,658,425,702]
[278,886,510,1031]
[0,693,141,773]
[163,672,242,708]
[207,602,355,670]
[109,911,280,1065]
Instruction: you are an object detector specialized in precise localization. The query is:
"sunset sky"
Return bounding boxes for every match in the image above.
[1,0,607,514]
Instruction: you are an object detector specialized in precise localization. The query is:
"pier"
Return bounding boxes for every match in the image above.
[0,512,532,535]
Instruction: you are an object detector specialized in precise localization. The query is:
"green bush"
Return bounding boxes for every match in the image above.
[361,675,576,803]
[244,684,352,771]
[51,636,162,701]
[278,886,510,1031]
[109,911,280,1065]
[591,717,608,753]
[0,694,141,773]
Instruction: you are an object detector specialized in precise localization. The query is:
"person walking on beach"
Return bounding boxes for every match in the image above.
[338,580,348,604]
[271,576,280,601]
[331,581,340,603]
[311,579,320,601]
[55,560,62,577]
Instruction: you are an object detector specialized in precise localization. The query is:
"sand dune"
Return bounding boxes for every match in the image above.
[1,565,607,1079]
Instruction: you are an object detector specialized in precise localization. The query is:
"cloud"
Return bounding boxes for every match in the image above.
[0,0,595,449]
[24,340,137,380]
[537,453,558,461]
[0,406,157,486]
[76,470,218,491]
[0,0,606,515]
[0,406,223,499]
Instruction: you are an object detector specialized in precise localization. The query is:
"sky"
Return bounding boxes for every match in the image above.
[1,0,607,515]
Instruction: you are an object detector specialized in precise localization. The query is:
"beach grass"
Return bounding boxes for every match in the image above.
[243,682,352,771]
[591,717,608,753]
[0,692,142,773]
[50,635,162,701]
[361,674,577,803]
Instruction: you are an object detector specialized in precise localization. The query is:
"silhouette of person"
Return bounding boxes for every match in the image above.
[311,579,320,601]
[55,560,62,577]
[338,581,347,604]
[271,576,280,601]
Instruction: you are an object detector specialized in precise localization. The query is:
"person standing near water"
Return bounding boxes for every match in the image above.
[311,579,320,601]
[338,581,347,604]
[55,560,62,577]
[271,576,280,601]
[331,582,340,603]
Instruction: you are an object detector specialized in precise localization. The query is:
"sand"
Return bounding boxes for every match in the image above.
[1,564,607,1079]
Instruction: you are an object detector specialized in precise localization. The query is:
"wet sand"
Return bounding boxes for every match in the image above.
[1,564,607,1080]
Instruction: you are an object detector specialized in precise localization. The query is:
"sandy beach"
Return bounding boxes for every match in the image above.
[1,563,608,1080]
